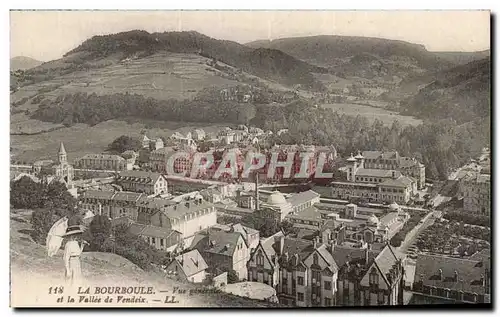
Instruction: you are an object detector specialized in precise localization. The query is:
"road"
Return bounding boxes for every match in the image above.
[398,210,438,254]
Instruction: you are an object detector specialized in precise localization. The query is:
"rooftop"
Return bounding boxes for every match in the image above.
[356,168,401,178]
[175,249,208,276]
[362,151,398,160]
[415,254,489,294]
[287,190,320,206]
[287,206,322,222]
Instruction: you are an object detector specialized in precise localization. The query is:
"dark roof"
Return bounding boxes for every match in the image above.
[194,230,244,257]
[137,197,176,209]
[296,228,318,240]
[380,177,412,188]
[278,237,316,262]
[174,249,208,276]
[415,254,488,294]
[332,245,380,267]
[118,170,164,183]
[362,151,398,160]
[356,168,400,178]
[81,190,116,200]
[287,206,322,222]
[163,200,214,219]
[112,191,144,201]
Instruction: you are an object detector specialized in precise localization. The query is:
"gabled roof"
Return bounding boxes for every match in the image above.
[174,249,208,276]
[415,254,488,294]
[316,244,338,270]
[232,223,259,236]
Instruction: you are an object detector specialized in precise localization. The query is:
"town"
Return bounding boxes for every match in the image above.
[10,125,491,306]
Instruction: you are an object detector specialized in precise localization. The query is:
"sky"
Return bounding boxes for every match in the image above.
[10,10,491,62]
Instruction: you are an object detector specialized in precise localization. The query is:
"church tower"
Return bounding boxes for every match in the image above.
[58,142,67,166]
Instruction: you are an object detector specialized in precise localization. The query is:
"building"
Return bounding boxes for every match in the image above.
[128,222,182,251]
[116,170,168,196]
[75,153,128,171]
[191,129,206,141]
[212,223,260,251]
[165,249,208,283]
[412,254,490,304]
[247,235,339,307]
[138,198,217,239]
[331,153,417,204]
[259,190,321,223]
[286,206,323,230]
[335,245,404,306]
[52,142,74,185]
[460,172,491,215]
[191,229,250,280]
[362,151,426,189]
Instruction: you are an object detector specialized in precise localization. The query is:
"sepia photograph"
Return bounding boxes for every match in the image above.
[9,10,491,308]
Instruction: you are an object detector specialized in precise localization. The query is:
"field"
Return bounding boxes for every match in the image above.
[321,103,422,126]
[10,119,227,163]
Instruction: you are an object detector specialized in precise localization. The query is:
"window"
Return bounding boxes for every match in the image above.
[298,276,304,286]
[256,251,264,266]
[313,253,319,266]
[151,237,156,244]
[297,292,304,302]
[324,297,332,306]
[369,269,379,286]
[324,281,332,290]
[160,239,164,247]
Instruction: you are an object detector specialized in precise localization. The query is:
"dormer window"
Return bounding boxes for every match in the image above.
[369,268,379,286]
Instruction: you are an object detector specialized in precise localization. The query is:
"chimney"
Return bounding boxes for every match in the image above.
[438,269,443,280]
[454,270,459,282]
[330,241,335,255]
[365,246,370,266]
[254,172,260,211]
[276,235,285,255]
[313,236,320,249]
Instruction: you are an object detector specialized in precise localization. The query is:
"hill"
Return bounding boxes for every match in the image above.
[16,30,326,93]
[246,35,453,75]
[400,57,490,123]
[10,209,278,307]
[432,50,490,65]
[11,56,43,70]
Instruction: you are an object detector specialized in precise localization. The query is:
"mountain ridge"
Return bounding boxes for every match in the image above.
[11,56,43,70]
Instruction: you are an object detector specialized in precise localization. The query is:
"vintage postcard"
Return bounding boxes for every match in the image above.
[10,10,491,308]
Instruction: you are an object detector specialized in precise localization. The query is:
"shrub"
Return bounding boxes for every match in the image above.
[227,270,239,284]
[31,209,55,243]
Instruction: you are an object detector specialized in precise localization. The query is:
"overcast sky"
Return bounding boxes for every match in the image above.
[10,10,490,62]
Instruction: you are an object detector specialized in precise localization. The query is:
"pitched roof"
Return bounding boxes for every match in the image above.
[81,189,116,200]
[380,177,412,188]
[79,153,125,161]
[59,142,66,154]
[141,226,179,238]
[118,170,164,183]
[317,244,338,270]
[195,230,244,257]
[232,223,259,236]
[279,237,316,262]
[112,191,144,202]
[373,245,400,281]
[362,151,398,160]
[287,206,322,222]
[415,254,488,294]
[332,244,380,267]
[287,190,320,206]
[356,168,401,178]
[175,249,208,276]
[163,200,214,219]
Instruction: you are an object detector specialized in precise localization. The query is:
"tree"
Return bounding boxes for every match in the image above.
[107,135,141,154]
[88,215,112,251]
[390,233,404,248]
[227,270,239,284]
[31,209,55,243]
